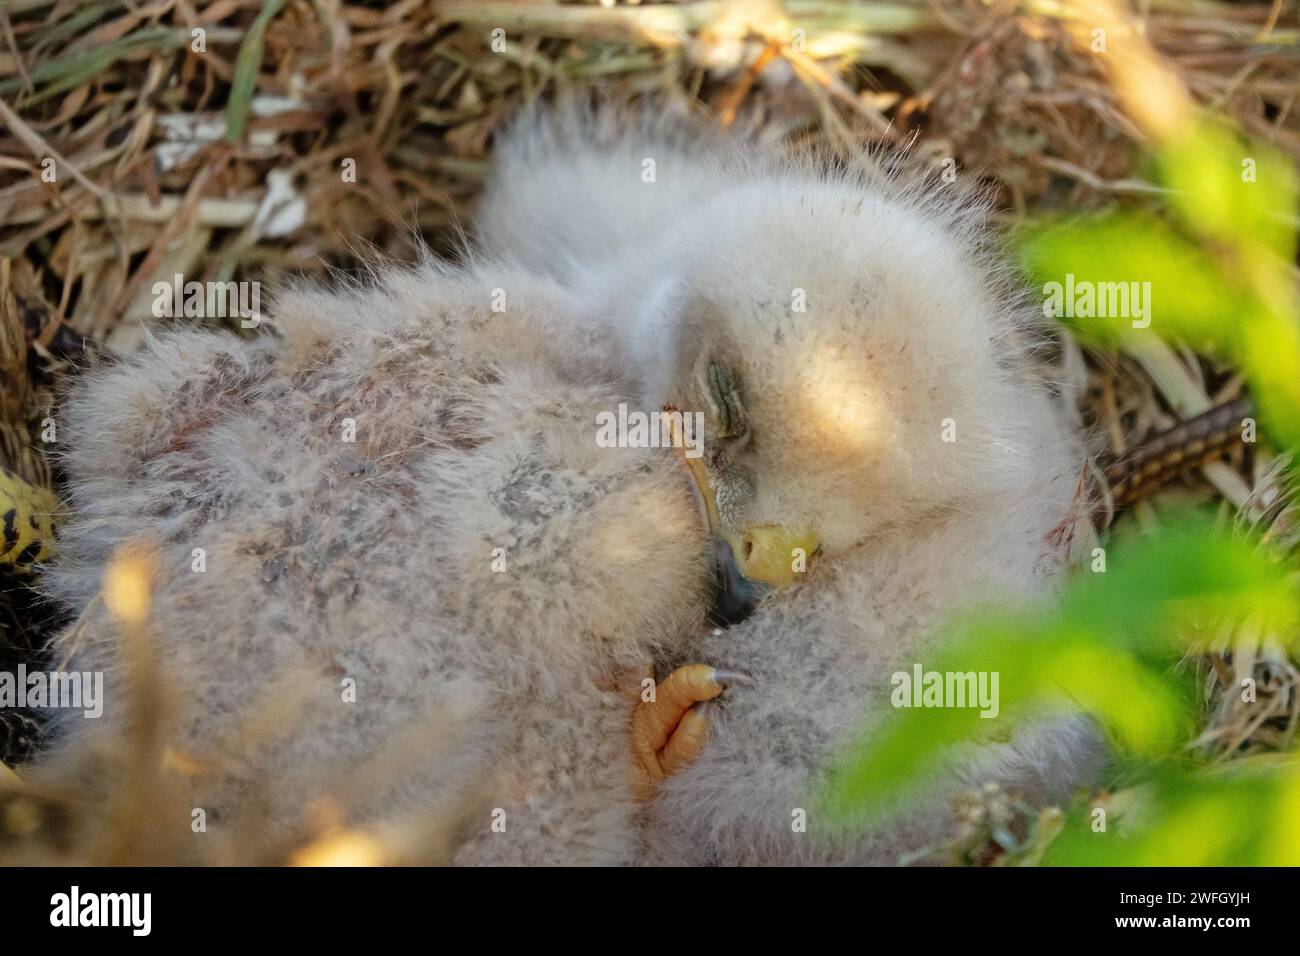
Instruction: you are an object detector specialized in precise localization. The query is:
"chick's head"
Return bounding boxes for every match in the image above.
[608,176,1050,605]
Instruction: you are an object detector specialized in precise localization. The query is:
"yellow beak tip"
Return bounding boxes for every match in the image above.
[731,527,819,588]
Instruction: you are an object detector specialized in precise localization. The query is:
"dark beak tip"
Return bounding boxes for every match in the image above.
[707,537,766,628]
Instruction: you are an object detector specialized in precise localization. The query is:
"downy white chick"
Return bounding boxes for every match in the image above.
[477,108,1107,864]
[37,262,726,864]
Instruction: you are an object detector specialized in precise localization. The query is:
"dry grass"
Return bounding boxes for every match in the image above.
[0,0,1297,864]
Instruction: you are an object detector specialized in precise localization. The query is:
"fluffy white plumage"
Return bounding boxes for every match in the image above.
[38,263,711,863]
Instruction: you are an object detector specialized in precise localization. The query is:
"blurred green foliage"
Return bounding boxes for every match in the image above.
[823,119,1300,865]
[1019,120,1300,447]
[1044,761,1300,866]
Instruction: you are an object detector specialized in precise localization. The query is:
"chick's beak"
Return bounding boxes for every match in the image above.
[708,537,765,627]
[671,427,819,623]
[726,525,820,589]
[706,525,819,627]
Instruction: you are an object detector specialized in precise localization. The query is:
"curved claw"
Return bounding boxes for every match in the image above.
[710,668,755,688]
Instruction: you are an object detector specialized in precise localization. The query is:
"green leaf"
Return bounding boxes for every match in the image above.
[1156,121,1298,261]
[226,0,286,144]
[1017,211,1256,354]
[1044,763,1300,866]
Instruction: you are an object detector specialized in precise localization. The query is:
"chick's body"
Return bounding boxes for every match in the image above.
[41,265,709,863]
[478,109,1106,864]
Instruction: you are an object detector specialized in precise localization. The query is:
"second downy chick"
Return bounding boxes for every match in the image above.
[36,261,721,864]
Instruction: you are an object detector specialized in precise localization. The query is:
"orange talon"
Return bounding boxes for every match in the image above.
[631,664,751,799]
